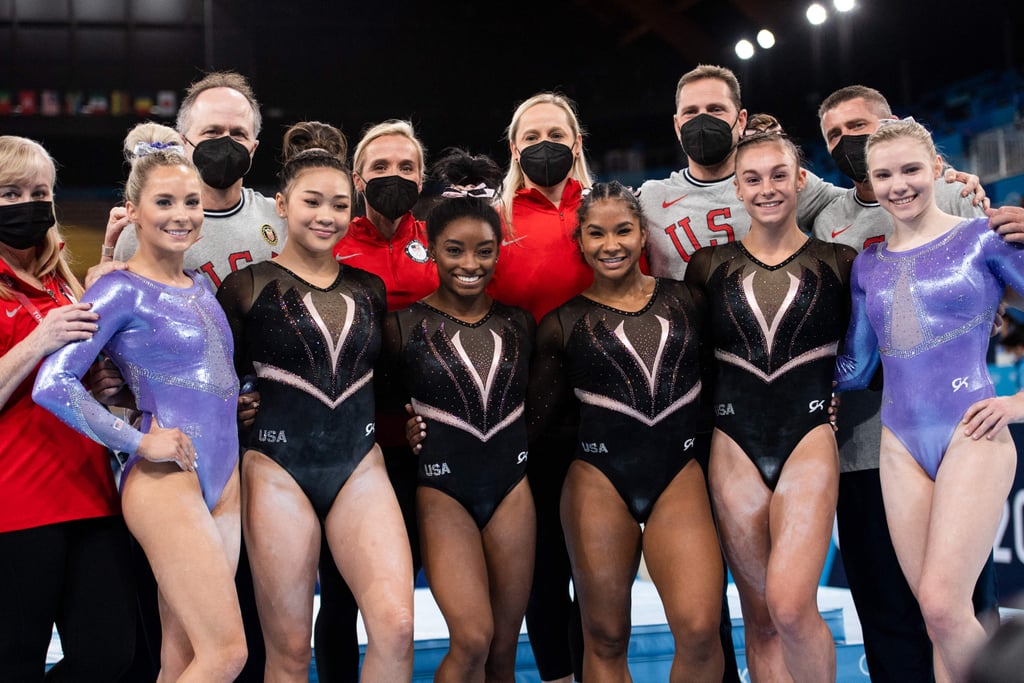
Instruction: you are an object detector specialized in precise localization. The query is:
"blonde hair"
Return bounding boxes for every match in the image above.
[500,92,593,227]
[352,119,425,180]
[0,136,82,301]
[866,118,938,162]
[123,122,194,205]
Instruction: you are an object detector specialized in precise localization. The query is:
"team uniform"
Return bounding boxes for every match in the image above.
[685,238,855,488]
[639,167,844,280]
[217,261,386,519]
[836,217,1024,476]
[0,262,134,681]
[384,301,533,528]
[529,279,706,521]
[333,213,438,313]
[34,270,240,511]
[488,179,592,323]
[114,187,284,290]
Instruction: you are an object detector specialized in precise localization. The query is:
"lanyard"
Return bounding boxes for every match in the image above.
[1,274,73,325]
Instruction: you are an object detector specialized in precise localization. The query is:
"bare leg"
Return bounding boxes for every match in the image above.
[241,451,320,683]
[881,427,1016,682]
[325,446,415,682]
[122,460,247,683]
[481,480,535,683]
[643,460,724,682]
[561,460,641,683]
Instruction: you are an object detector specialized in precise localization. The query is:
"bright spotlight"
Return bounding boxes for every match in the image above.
[757,29,775,49]
[735,39,755,60]
[834,0,855,11]
[806,3,828,24]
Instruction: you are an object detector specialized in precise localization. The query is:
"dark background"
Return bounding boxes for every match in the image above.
[2,0,1022,194]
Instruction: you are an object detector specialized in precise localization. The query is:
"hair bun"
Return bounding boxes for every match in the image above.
[282,121,347,164]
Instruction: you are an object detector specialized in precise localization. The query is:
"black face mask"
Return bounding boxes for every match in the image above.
[830,134,871,183]
[190,136,252,189]
[679,113,737,167]
[0,201,55,250]
[518,141,575,187]
[363,175,420,221]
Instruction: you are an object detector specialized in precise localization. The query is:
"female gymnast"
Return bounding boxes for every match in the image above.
[216,121,414,682]
[33,122,247,682]
[835,118,1024,682]
[684,132,856,681]
[0,135,135,681]
[529,181,724,681]
[385,149,535,682]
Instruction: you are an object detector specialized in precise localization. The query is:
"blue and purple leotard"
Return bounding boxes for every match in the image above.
[33,270,239,510]
[835,217,1024,479]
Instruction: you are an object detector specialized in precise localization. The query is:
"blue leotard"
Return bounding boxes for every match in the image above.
[835,217,1024,479]
[33,270,239,510]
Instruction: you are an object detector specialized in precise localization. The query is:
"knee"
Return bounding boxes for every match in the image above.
[450,623,494,669]
[584,614,631,661]
[268,631,313,674]
[917,578,971,640]
[212,636,249,681]
[670,609,721,659]
[366,604,415,659]
[765,587,814,639]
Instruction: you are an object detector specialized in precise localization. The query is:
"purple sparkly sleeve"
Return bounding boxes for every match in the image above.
[834,253,881,392]
[32,273,144,455]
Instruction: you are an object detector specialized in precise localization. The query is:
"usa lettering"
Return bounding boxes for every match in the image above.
[423,462,451,477]
[663,208,736,262]
[715,403,735,416]
[581,442,608,454]
[257,429,287,443]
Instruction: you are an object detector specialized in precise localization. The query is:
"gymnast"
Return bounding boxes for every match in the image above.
[215,121,414,682]
[835,118,1024,682]
[529,180,724,681]
[33,122,247,682]
[386,148,535,682]
[684,132,856,681]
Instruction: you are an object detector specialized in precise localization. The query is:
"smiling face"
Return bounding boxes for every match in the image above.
[577,197,646,283]
[734,139,806,230]
[430,216,499,300]
[276,166,352,255]
[126,163,203,257]
[866,136,943,224]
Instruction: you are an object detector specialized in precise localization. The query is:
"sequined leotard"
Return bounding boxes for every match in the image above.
[217,261,386,519]
[685,239,855,489]
[835,217,1024,479]
[384,300,534,529]
[528,279,706,523]
[33,270,239,511]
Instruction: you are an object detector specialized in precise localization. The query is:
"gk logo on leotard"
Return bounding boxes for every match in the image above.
[683,438,695,451]
[517,451,528,464]
[364,422,375,436]
[423,462,451,476]
[808,399,826,413]
[952,377,970,392]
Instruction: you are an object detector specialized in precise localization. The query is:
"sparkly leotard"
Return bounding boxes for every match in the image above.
[33,270,239,511]
[383,300,534,529]
[217,261,386,519]
[685,238,855,489]
[835,217,1024,479]
[528,279,706,523]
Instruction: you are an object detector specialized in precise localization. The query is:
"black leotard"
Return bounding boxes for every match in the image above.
[684,239,855,489]
[383,300,534,529]
[217,261,387,519]
[529,279,706,523]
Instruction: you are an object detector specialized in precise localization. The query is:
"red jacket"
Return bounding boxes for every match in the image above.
[488,179,593,322]
[334,213,438,312]
[0,262,119,533]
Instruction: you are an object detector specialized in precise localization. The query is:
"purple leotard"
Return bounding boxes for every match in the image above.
[835,217,1024,479]
[33,270,239,510]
